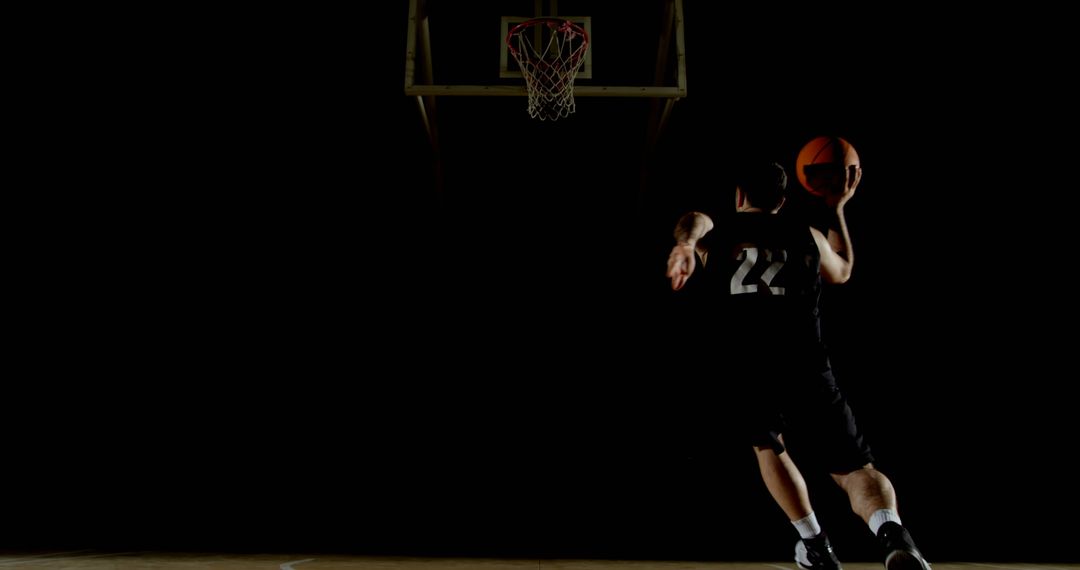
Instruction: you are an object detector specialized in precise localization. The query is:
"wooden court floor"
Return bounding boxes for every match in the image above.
[0,554,1076,570]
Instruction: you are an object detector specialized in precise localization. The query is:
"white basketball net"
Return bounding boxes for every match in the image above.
[506,19,589,121]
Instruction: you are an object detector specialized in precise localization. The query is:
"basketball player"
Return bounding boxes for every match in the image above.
[665,162,930,570]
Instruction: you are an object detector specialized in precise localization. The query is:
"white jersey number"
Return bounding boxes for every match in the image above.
[730,247,787,295]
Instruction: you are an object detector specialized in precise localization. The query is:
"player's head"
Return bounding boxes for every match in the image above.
[736,162,788,212]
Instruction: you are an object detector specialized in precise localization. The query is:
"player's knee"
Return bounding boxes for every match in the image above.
[829,463,876,487]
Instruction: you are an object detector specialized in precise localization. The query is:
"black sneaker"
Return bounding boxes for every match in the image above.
[878,521,931,570]
[795,533,842,570]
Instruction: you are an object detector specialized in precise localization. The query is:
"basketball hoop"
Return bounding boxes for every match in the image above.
[505,18,589,121]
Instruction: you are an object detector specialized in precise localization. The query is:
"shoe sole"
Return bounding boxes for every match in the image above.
[797,564,842,570]
[885,549,931,570]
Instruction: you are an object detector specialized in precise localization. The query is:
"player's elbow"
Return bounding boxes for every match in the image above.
[823,264,852,284]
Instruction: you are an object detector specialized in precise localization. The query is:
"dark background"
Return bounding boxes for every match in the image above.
[6,1,1074,563]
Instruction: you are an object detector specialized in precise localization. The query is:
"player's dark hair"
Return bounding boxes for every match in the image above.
[738,162,788,210]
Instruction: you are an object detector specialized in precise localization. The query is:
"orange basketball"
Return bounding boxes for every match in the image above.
[795,136,859,196]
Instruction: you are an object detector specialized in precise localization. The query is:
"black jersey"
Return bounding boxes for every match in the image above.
[689,212,871,469]
[698,212,824,351]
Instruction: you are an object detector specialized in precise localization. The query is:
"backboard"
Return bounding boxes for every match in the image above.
[404,0,687,194]
[404,0,686,99]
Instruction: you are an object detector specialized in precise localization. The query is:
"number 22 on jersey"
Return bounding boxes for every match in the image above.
[731,247,787,295]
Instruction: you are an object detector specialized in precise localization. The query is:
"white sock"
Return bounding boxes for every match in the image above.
[792,512,822,539]
[868,508,902,536]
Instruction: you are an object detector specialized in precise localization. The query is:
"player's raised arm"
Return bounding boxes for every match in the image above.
[796,137,861,285]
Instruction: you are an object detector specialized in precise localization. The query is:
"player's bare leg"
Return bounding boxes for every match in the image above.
[830,465,895,522]
[755,445,840,570]
[832,466,930,570]
[754,445,811,520]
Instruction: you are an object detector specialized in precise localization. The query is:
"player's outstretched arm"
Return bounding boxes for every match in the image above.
[667,211,714,291]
